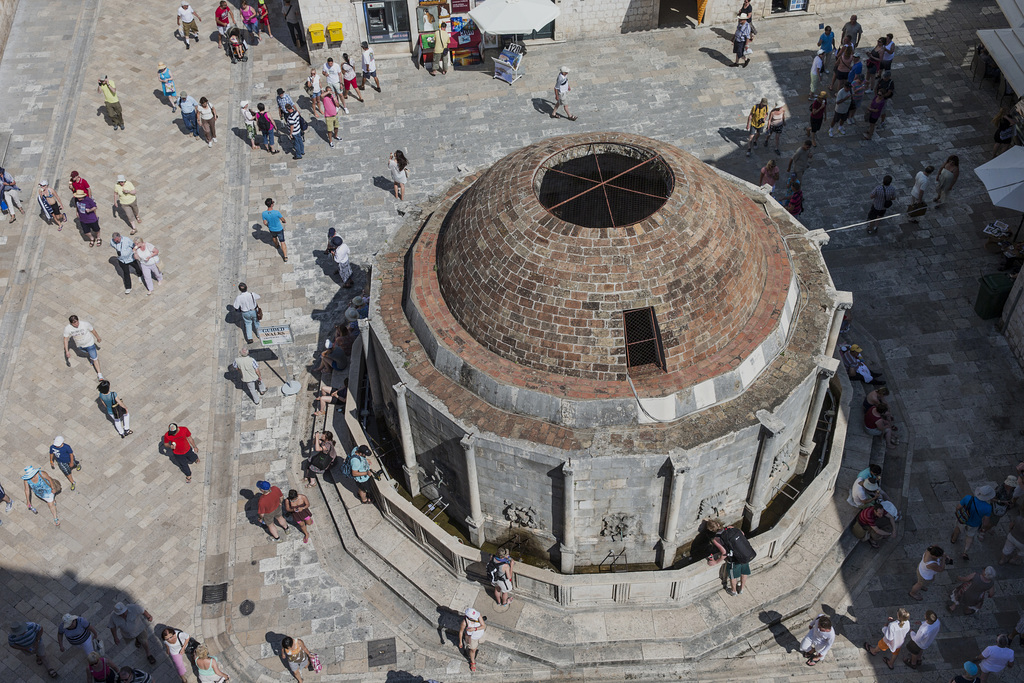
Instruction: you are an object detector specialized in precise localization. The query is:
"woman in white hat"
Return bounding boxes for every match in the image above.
[240,101,258,150]
[37,180,67,229]
[158,62,176,112]
[458,607,486,671]
[21,466,60,526]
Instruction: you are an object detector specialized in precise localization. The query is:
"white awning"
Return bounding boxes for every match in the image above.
[998,0,1024,27]
[978,28,1024,96]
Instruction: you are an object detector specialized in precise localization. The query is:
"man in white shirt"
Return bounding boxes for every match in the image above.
[553,66,574,121]
[176,1,202,49]
[361,41,381,92]
[62,315,103,378]
[799,614,835,666]
[232,282,262,343]
[809,49,824,100]
[978,634,1014,680]
[903,610,940,669]
[909,166,934,222]
[322,57,342,97]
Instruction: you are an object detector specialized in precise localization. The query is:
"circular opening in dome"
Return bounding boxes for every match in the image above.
[535,143,674,229]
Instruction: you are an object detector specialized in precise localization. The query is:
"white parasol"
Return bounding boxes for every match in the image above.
[468,0,560,35]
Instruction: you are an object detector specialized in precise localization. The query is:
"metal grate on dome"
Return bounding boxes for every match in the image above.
[623,307,666,374]
[536,143,673,229]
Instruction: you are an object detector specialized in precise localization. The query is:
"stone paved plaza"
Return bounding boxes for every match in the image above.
[2,0,1024,681]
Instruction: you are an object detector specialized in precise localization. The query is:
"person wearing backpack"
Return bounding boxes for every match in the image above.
[706,518,757,596]
[305,431,337,487]
[255,102,277,154]
[951,485,995,561]
[488,548,515,605]
[344,445,372,504]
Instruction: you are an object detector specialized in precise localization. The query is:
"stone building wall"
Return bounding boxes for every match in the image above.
[0,0,20,63]
[372,329,822,567]
[704,0,912,26]
[1002,275,1024,366]
[296,0,364,63]
[557,0,658,40]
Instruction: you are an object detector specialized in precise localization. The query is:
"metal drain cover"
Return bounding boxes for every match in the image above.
[367,638,397,667]
[201,583,228,604]
[239,600,255,616]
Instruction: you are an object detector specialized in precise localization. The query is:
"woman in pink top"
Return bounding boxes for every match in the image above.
[321,90,340,147]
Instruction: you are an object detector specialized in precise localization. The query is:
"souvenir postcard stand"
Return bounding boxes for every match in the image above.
[493,43,524,84]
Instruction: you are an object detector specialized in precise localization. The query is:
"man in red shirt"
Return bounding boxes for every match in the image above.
[214,1,235,50]
[163,423,201,483]
[256,480,289,541]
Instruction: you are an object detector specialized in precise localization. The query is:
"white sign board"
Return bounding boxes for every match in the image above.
[260,325,294,346]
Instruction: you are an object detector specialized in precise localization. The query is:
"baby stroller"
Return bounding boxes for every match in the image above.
[227,27,248,63]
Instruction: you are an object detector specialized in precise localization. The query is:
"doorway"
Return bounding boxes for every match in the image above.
[659,0,698,28]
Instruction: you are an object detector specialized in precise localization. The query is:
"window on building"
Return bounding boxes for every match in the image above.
[622,307,666,374]
[771,0,807,13]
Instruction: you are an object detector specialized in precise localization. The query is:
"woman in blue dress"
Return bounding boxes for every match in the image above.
[21,466,60,526]
[158,62,177,113]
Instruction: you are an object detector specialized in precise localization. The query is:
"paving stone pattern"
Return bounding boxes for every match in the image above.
[2,0,1024,681]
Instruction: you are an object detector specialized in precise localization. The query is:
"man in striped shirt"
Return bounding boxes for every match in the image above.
[867,175,897,234]
[9,622,57,678]
[285,104,304,160]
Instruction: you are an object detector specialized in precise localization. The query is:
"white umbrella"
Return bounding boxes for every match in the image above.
[468,0,560,35]
[975,145,1024,212]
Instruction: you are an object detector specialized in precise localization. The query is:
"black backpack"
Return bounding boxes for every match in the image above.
[309,451,333,472]
[298,114,308,133]
[487,561,502,582]
[257,112,271,132]
[719,527,757,564]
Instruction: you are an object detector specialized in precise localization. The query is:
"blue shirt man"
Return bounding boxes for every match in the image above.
[177,92,200,138]
[262,208,283,233]
[818,28,835,54]
[846,57,863,83]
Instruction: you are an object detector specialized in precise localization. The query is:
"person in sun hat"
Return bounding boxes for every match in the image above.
[951,485,995,561]
[458,607,486,671]
[158,62,176,112]
[22,465,60,526]
[838,342,885,384]
[9,621,58,678]
[57,613,99,657]
[37,179,67,228]
[732,14,752,67]
[809,49,825,100]
[848,474,880,508]
[108,600,157,665]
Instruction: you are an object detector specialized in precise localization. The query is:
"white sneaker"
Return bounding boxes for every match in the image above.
[97,373,104,380]
[828,129,834,137]
[343,106,349,114]
[4,501,12,513]
[208,141,212,147]
[212,138,217,143]
[125,288,132,294]
[839,126,845,135]
[329,141,335,148]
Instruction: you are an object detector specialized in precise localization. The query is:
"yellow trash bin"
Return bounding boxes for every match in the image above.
[308,23,325,44]
[327,21,344,43]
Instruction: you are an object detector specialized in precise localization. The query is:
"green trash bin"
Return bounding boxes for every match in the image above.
[974,273,1014,320]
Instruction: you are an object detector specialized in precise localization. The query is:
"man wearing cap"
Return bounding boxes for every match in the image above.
[176,1,202,48]
[98,75,124,130]
[232,347,267,404]
[163,423,201,483]
[108,601,157,665]
[458,607,486,672]
[553,66,575,121]
[841,15,862,49]
[58,613,99,656]
[952,485,995,561]
[732,14,752,67]
[63,314,104,378]
[809,49,825,101]
[114,175,140,234]
[256,480,289,541]
[177,91,201,138]
[111,232,144,295]
[956,661,981,682]
[8,621,57,678]
[977,634,1014,680]
[48,435,81,491]
[360,41,381,92]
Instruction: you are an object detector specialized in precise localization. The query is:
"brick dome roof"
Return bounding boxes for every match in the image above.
[434,132,791,386]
